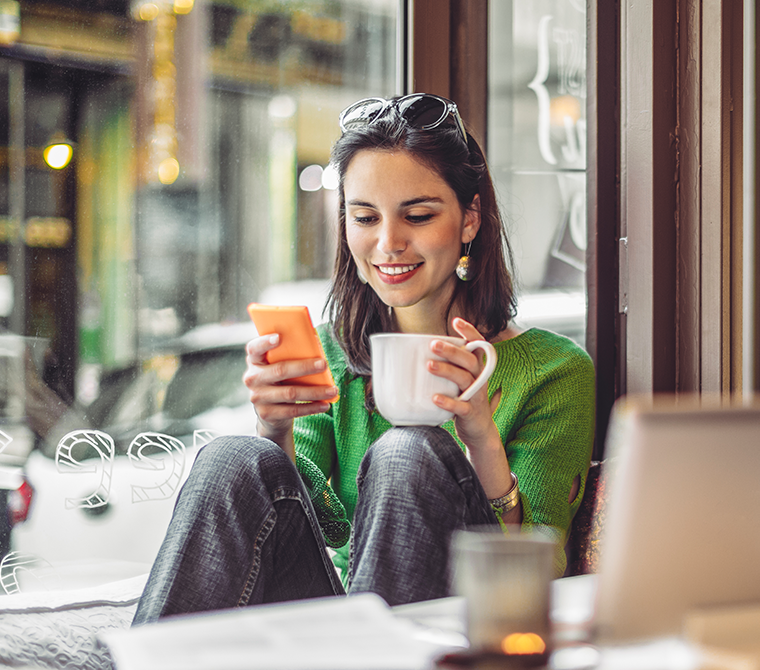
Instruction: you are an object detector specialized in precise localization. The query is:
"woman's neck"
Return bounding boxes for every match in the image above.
[392,300,467,336]
[391,298,524,342]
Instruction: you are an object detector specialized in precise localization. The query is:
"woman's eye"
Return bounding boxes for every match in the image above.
[352,214,377,225]
[407,213,434,224]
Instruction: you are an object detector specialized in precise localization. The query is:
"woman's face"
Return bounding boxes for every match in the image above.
[343,148,480,321]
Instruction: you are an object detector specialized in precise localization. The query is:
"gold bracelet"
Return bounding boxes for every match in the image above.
[488,473,519,514]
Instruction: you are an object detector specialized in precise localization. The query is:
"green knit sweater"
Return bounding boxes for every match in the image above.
[293,326,596,583]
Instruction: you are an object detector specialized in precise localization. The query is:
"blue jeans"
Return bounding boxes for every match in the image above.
[132,426,498,624]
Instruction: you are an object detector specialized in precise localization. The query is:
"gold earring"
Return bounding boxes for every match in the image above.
[456,242,473,281]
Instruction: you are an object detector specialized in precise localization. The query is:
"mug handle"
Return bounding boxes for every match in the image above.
[458,340,497,402]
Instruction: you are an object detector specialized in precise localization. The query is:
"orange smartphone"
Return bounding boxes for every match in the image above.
[247,303,337,400]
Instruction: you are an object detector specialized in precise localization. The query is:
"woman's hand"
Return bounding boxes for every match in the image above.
[428,318,517,517]
[428,318,498,448]
[243,333,338,458]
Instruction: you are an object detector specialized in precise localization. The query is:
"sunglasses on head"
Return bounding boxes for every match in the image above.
[339,93,467,144]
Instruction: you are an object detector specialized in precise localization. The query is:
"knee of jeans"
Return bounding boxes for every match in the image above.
[361,426,460,484]
[192,435,293,488]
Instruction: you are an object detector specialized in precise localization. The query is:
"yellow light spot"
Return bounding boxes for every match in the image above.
[501,632,546,656]
[138,3,160,21]
[550,95,581,125]
[173,0,194,14]
[158,158,180,185]
[43,143,73,170]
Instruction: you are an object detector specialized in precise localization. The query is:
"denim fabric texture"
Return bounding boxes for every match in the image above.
[132,436,345,624]
[132,427,498,624]
[349,426,499,604]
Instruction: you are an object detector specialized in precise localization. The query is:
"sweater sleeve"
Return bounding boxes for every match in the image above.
[493,332,596,576]
[293,410,352,548]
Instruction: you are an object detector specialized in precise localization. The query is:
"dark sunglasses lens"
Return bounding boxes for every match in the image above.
[341,99,386,129]
[397,95,447,129]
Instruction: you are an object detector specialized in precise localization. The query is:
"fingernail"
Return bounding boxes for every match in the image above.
[327,386,338,397]
[269,334,279,345]
[314,359,326,371]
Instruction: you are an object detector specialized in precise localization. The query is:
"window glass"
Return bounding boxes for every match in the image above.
[488,0,587,347]
[0,0,397,589]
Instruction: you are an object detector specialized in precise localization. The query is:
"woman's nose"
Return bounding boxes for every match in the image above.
[377,220,407,255]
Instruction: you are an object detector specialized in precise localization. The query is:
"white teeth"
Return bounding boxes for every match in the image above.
[378,264,420,276]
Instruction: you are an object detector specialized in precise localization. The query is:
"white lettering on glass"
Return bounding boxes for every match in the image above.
[51,429,225,509]
[0,551,54,595]
[56,430,115,510]
[193,429,219,449]
[528,15,556,165]
[127,432,186,503]
[0,428,11,454]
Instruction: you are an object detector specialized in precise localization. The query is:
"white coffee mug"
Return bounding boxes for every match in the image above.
[370,333,497,426]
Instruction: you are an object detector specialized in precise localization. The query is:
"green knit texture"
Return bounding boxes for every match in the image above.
[294,326,596,583]
[295,451,351,548]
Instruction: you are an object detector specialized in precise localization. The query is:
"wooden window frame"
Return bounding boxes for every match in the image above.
[621,0,748,397]
[405,0,488,145]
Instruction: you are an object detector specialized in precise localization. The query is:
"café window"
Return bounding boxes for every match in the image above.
[0,0,398,588]
[488,0,587,347]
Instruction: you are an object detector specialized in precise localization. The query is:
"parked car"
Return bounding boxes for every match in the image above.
[1,334,45,564]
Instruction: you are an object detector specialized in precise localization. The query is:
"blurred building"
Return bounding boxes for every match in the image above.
[0,0,397,399]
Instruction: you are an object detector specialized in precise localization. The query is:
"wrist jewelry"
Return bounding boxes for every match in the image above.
[488,473,519,514]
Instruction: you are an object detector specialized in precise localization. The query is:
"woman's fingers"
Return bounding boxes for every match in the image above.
[451,316,485,342]
[431,389,474,417]
[427,317,494,393]
[247,377,338,405]
[245,334,330,386]
[243,335,337,428]
[427,317,492,424]
[255,396,333,423]
[246,333,280,365]
[248,356,329,388]
[429,338,482,385]
[428,318,499,451]
[427,355,477,391]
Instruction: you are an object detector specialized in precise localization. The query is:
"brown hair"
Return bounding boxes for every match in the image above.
[326,110,517,382]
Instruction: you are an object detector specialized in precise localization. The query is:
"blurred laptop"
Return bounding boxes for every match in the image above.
[594,396,760,643]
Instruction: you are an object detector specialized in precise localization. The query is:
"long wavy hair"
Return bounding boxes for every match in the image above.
[326,111,517,385]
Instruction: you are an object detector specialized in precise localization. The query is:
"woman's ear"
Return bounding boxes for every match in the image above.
[462,194,482,243]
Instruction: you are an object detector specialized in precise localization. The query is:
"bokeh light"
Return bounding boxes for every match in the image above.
[137,3,159,21]
[321,163,339,190]
[158,157,180,184]
[173,0,194,15]
[43,142,74,169]
[268,95,297,120]
[299,165,324,192]
[501,632,546,656]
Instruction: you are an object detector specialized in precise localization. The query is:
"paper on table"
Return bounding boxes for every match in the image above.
[101,593,459,670]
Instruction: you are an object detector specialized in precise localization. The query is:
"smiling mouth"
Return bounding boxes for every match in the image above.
[377,263,422,276]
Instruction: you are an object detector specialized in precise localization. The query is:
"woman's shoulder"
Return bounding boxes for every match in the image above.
[494,327,594,379]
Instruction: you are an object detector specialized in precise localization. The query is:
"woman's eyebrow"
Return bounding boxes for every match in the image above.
[346,196,444,208]
[401,196,444,207]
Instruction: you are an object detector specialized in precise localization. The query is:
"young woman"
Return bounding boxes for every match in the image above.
[132,94,595,623]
